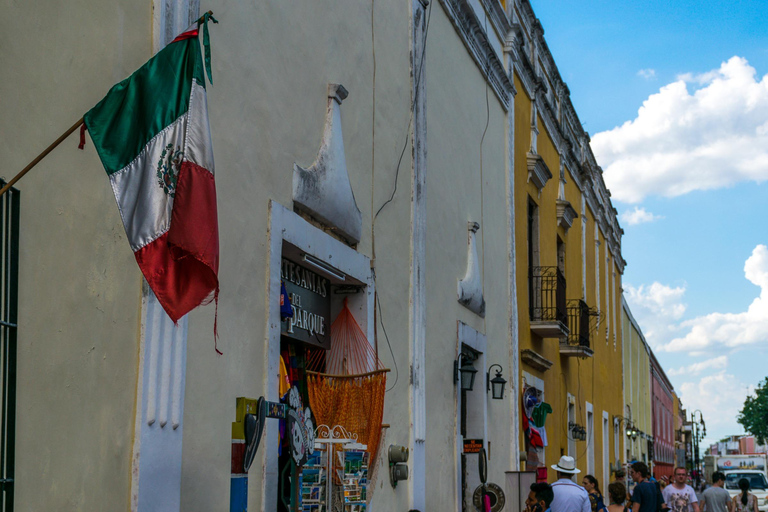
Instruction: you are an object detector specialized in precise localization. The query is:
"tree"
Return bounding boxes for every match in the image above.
[738,377,768,445]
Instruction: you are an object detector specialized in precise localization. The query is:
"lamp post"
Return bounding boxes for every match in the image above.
[691,410,706,489]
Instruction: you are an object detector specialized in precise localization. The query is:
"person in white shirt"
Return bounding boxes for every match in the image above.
[663,467,700,512]
[550,456,592,512]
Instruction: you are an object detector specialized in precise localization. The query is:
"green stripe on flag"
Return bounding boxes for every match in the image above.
[85,37,206,175]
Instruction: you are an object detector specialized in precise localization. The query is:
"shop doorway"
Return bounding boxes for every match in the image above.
[455,322,487,512]
[263,202,374,512]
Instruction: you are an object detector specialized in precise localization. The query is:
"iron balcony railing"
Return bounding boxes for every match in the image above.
[528,266,567,325]
[565,299,601,348]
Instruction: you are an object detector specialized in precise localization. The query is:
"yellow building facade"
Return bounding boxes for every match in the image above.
[621,298,654,466]
[510,1,626,490]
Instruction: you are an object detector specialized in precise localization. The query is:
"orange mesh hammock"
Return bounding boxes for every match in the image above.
[306,299,388,466]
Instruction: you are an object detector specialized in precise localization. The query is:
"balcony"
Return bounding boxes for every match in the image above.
[529,266,569,338]
[560,299,597,358]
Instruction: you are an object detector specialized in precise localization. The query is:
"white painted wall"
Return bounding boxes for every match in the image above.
[6,0,519,509]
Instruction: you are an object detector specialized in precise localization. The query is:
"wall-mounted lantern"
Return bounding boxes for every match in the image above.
[569,422,587,441]
[487,364,507,400]
[454,353,477,391]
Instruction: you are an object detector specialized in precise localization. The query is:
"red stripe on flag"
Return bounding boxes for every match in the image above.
[134,161,218,325]
[172,29,199,43]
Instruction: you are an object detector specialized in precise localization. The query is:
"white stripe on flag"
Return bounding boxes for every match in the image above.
[110,114,187,251]
[184,81,215,174]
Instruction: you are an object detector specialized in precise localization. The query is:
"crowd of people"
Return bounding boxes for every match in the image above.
[523,456,761,512]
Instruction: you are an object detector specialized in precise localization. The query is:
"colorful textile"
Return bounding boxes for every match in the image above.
[532,402,553,427]
[531,424,548,447]
[279,356,291,398]
[522,406,544,448]
[84,26,218,324]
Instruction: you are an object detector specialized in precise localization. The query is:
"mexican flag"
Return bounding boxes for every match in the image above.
[84,27,218,324]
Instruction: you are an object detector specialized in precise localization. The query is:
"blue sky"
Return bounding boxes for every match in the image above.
[529,0,768,450]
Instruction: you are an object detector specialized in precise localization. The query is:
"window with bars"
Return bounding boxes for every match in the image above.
[0,184,19,512]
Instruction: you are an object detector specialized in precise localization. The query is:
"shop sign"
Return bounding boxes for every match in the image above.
[281,257,331,349]
[463,438,483,454]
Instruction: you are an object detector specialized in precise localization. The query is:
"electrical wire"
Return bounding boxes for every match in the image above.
[369,0,432,393]
[373,269,399,392]
[373,0,433,222]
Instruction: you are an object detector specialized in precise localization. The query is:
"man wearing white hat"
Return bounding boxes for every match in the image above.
[550,456,592,512]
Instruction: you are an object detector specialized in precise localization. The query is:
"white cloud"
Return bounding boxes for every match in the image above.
[638,68,657,80]
[662,245,768,352]
[620,206,663,226]
[678,372,755,443]
[624,282,687,347]
[667,356,728,376]
[593,57,768,203]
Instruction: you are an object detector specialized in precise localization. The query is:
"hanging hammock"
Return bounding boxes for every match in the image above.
[306,298,388,469]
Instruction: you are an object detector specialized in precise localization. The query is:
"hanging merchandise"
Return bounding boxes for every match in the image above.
[532,402,552,428]
[306,299,389,481]
[530,401,552,448]
[280,280,294,319]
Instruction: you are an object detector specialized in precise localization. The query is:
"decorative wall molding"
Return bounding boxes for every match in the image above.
[409,0,428,507]
[458,222,486,317]
[293,84,363,245]
[480,0,511,39]
[510,0,624,261]
[557,200,578,231]
[556,158,577,231]
[131,288,188,512]
[520,349,553,372]
[505,47,521,472]
[526,153,552,191]
[438,0,515,111]
[131,4,197,511]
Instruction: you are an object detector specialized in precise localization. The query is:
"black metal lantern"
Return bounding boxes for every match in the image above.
[486,364,507,400]
[454,353,477,391]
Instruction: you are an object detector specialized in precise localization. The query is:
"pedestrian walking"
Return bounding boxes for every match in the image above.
[583,475,608,512]
[662,468,700,512]
[733,478,758,512]
[629,462,661,512]
[527,482,556,512]
[700,472,732,512]
[608,481,629,512]
[550,456,591,512]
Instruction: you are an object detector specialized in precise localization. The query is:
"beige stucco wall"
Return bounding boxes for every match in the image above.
[2,0,416,509]
[1,0,151,509]
[3,0,532,510]
[181,0,416,509]
[424,3,512,509]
